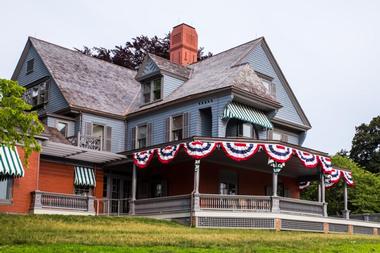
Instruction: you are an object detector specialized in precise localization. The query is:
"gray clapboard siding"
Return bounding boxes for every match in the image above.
[244,44,304,125]
[127,94,232,150]
[16,46,50,86]
[46,79,69,113]
[81,113,126,153]
[163,74,184,97]
[46,116,76,137]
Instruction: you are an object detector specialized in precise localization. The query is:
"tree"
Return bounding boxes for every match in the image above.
[349,116,380,173]
[0,79,44,164]
[301,155,380,215]
[76,34,212,70]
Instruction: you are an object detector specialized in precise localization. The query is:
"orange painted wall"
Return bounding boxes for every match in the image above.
[0,147,39,214]
[151,161,300,198]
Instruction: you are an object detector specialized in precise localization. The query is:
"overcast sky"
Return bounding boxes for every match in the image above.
[0,0,379,154]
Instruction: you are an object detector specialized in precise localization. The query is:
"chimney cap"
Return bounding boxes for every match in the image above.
[172,23,196,29]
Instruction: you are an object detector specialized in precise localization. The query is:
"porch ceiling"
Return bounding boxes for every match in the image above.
[41,141,126,164]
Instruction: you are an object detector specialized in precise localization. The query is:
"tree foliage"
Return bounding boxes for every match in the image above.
[0,79,44,164]
[301,155,380,215]
[76,34,212,70]
[349,116,380,173]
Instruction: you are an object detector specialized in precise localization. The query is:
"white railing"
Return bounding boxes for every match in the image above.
[32,191,93,211]
[278,197,324,216]
[199,194,272,212]
[67,132,102,151]
[95,198,130,216]
[134,194,192,215]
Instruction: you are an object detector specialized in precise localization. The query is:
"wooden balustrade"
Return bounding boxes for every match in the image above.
[67,133,102,151]
[32,191,93,212]
[199,194,272,212]
[278,197,324,216]
[134,194,192,215]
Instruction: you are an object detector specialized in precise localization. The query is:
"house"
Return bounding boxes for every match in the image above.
[0,23,378,235]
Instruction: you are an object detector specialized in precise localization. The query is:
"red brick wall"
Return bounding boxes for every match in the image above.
[0,147,39,214]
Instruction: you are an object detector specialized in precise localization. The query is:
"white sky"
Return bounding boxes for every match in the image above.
[0,0,379,154]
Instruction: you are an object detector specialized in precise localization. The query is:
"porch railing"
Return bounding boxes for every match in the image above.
[278,197,324,216]
[134,194,192,215]
[95,198,130,216]
[67,132,102,151]
[32,191,94,212]
[199,194,272,212]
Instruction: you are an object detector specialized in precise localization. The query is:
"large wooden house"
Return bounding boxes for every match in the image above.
[0,23,378,234]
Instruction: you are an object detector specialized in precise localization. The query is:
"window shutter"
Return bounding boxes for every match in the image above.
[183,112,189,139]
[267,129,273,140]
[131,127,136,150]
[84,122,93,136]
[147,123,153,146]
[165,117,171,142]
[105,126,112,152]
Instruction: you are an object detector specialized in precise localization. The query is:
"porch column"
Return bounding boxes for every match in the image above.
[320,173,328,217]
[272,172,278,197]
[318,183,321,202]
[129,164,137,215]
[268,159,283,213]
[193,160,201,212]
[342,183,350,219]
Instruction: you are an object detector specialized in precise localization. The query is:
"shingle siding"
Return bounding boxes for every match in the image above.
[127,94,232,150]
[244,44,304,125]
[46,80,69,113]
[163,75,184,97]
[81,113,126,153]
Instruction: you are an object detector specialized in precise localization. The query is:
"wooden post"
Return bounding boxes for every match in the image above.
[274,218,281,232]
[192,160,201,227]
[194,160,200,195]
[318,183,321,202]
[272,172,278,197]
[321,174,328,217]
[323,223,329,234]
[342,183,350,219]
[129,164,137,215]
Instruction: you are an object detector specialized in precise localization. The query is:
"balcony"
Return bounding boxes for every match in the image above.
[67,133,102,151]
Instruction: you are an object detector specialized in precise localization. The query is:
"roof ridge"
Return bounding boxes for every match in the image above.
[29,36,137,74]
[190,37,264,66]
[148,53,191,70]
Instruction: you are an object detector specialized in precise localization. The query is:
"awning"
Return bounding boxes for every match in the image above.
[0,145,24,179]
[74,166,96,187]
[223,102,273,129]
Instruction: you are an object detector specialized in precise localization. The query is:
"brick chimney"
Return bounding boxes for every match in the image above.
[170,23,198,66]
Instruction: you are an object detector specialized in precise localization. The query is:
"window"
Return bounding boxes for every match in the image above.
[265,184,289,197]
[23,80,48,107]
[0,178,12,202]
[226,119,257,139]
[74,185,92,196]
[137,125,147,148]
[219,170,237,195]
[26,59,34,74]
[143,78,162,103]
[219,182,237,195]
[260,78,276,98]
[171,115,183,141]
[56,121,68,137]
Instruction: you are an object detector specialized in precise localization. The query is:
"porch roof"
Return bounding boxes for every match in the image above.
[41,141,126,164]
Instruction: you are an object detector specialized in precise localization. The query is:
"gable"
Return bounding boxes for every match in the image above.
[135,56,160,80]
[13,44,50,86]
[242,41,311,128]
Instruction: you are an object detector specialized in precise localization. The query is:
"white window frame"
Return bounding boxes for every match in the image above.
[170,114,183,141]
[143,77,162,104]
[0,178,13,203]
[136,124,148,149]
[56,121,69,137]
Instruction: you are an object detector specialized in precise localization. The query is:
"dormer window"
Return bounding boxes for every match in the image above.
[143,78,162,103]
[26,59,34,74]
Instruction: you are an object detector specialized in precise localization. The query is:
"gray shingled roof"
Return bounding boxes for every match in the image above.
[30,37,141,116]
[148,53,191,79]
[132,38,265,112]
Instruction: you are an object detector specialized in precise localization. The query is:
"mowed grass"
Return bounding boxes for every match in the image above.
[0,214,380,252]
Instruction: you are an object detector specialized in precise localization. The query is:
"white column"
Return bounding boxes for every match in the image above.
[193,160,201,212]
[318,183,322,202]
[272,172,278,197]
[343,183,350,219]
[320,173,328,217]
[129,164,137,215]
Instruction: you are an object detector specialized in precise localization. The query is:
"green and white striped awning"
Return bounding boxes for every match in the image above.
[74,166,96,187]
[223,102,273,129]
[0,145,24,179]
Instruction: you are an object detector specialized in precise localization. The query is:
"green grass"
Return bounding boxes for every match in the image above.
[1,214,380,252]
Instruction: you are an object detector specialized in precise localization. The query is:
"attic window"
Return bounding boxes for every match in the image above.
[261,78,276,98]
[26,59,34,74]
[143,78,162,103]
[23,80,49,107]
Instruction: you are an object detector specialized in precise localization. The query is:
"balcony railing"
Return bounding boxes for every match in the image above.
[134,194,192,215]
[67,133,102,151]
[199,194,272,212]
[32,191,95,213]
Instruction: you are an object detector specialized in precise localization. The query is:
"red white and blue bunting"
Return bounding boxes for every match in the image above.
[263,144,293,163]
[221,142,260,161]
[183,141,216,159]
[157,144,180,164]
[318,156,333,174]
[295,150,318,168]
[133,149,155,168]
[131,141,355,187]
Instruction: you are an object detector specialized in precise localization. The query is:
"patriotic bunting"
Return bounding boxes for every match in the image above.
[299,181,311,190]
[183,141,216,159]
[131,141,355,188]
[156,144,181,164]
[133,149,155,168]
[221,142,260,161]
[295,150,318,168]
[263,144,293,163]
[318,156,333,174]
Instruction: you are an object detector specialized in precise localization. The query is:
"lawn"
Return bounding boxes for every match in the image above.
[0,215,379,252]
